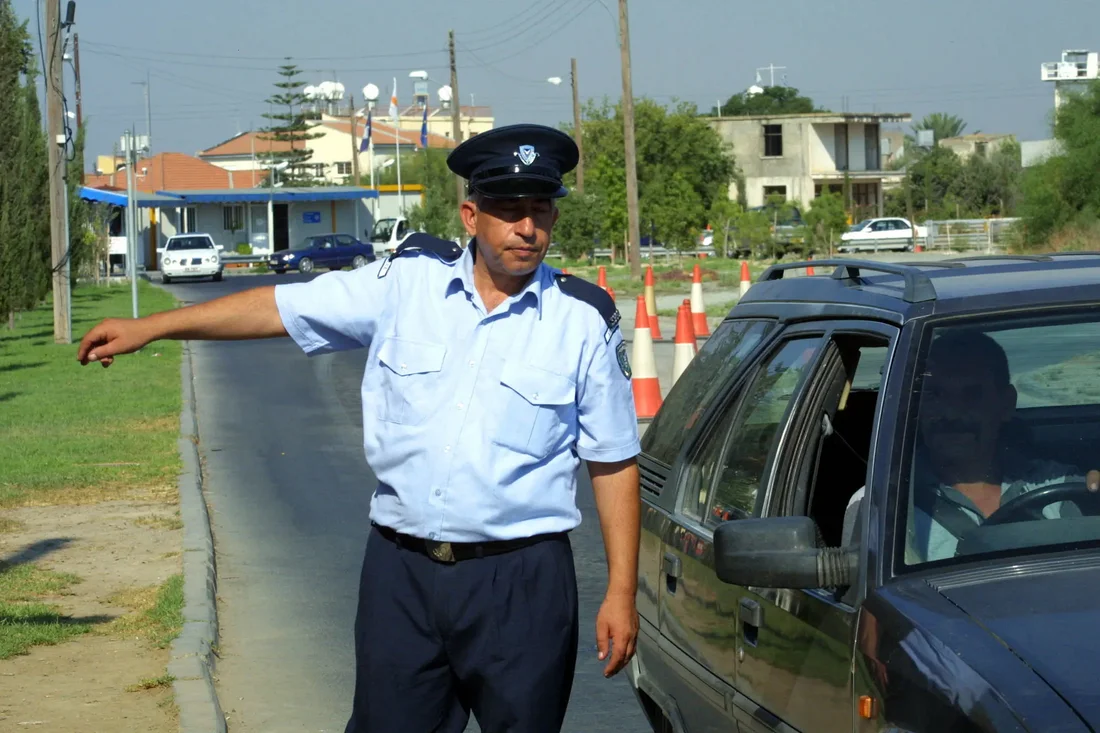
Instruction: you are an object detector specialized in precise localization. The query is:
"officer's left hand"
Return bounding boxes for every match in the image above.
[596,591,638,678]
[1088,470,1100,492]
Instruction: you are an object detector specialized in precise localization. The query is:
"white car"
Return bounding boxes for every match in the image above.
[159,234,224,283]
[838,217,928,253]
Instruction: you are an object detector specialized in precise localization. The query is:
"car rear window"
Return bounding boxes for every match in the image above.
[166,237,214,251]
[641,318,774,466]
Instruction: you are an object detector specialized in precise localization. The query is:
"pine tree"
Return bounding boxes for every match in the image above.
[0,1,28,325]
[256,59,322,187]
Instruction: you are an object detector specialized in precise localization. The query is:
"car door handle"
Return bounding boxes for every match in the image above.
[740,598,763,628]
[662,552,682,579]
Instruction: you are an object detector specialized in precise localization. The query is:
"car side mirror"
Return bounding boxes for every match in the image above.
[713,516,857,589]
[216,245,224,251]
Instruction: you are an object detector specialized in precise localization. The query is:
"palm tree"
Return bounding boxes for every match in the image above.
[908,113,969,145]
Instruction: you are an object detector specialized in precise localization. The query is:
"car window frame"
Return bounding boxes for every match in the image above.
[766,320,901,607]
[670,324,829,539]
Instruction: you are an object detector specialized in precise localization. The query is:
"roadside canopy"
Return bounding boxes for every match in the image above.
[79,185,379,208]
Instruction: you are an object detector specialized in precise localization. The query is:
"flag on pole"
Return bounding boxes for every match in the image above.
[359,109,371,152]
[389,78,399,124]
[420,104,428,148]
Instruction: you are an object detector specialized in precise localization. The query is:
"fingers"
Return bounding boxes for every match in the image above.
[1088,470,1099,492]
[603,636,627,678]
[596,616,610,663]
[600,618,639,678]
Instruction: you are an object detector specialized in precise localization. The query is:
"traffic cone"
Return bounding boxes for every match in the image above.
[672,303,697,385]
[739,261,752,297]
[806,254,815,277]
[644,265,662,340]
[607,286,616,302]
[597,266,608,292]
[561,267,570,275]
[631,295,662,419]
[690,264,710,337]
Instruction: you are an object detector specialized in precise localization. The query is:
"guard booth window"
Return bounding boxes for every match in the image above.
[763,124,783,157]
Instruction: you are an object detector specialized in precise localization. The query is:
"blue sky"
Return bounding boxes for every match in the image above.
[14,0,1099,166]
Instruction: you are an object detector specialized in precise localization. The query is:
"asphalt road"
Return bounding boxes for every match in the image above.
[167,271,653,733]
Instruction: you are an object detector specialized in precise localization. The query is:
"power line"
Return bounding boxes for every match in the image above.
[458,0,593,55]
[79,38,448,62]
[452,1,556,41]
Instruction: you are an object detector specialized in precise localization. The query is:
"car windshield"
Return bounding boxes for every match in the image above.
[371,219,396,242]
[166,236,214,251]
[898,312,1100,571]
[850,219,872,232]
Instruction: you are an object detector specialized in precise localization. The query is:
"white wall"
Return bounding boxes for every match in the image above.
[810,124,836,173]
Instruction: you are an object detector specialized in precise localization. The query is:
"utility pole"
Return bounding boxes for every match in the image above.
[571,57,584,195]
[134,76,152,155]
[125,128,139,319]
[618,0,641,278]
[449,30,466,246]
[46,0,72,343]
[348,93,362,239]
[72,32,82,131]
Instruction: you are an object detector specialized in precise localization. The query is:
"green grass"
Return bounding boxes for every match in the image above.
[108,573,184,649]
[0,282,183,507]
[126,673,175,692]
[554,257,770,301]
[0,517,24,534]
[0,561,92,659]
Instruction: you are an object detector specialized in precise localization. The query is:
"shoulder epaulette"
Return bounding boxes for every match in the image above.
[378,233,463,278]
[555,273,621,338]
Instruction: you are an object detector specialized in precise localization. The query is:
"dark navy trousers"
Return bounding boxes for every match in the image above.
[344,525,579,733]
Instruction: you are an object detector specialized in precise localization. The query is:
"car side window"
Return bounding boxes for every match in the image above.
[336,235,354,246]
[641,319,775,467]
[703,337,823,526]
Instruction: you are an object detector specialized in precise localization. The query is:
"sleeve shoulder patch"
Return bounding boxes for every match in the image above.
[555,273,621,339]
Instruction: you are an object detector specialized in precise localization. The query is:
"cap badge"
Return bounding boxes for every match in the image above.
[515,145,539,166]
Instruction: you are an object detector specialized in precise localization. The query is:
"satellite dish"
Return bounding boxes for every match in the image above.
[332,82,345,99]
[547,77,563,86]
[747,84,765,97]
[438,85,453,103]
[316,81,333,99]
[304,85,318,100]
[363,83,380,102]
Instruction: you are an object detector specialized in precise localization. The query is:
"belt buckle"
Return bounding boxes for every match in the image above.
[426,540,456,563]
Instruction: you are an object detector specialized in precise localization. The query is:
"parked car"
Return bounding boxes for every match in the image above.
[159,234,223,284]
[368,217,414,256]
[629,254,1100,733]
[839,217,928,253]
[268,234,376,274]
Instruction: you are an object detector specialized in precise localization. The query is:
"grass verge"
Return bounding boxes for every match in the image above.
[126,673,176,692]
[0,282,182,508]
[0,561,91,659]
[107,573,184,649]
[552,257,770,301]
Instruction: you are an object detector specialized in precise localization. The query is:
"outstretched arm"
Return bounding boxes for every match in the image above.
[77,286,286,367]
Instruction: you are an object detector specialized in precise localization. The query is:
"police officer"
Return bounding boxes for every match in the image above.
[77,123,642,733]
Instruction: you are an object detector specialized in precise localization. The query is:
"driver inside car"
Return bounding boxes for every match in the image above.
[844,329,1100,562]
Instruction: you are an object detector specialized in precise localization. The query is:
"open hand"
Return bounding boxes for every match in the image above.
[1088,470,1099,492]
[595,592,638,678]
[77,319,151,368]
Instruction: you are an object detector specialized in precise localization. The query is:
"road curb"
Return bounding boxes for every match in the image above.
[169,342,227,733]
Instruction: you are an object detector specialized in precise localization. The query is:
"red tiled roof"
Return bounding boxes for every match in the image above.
[322,118,456,150]
[199,131,298,157]
[83,152,269,193]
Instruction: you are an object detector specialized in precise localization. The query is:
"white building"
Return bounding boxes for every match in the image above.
[708,112,911,218]
[1041,49,1099,108]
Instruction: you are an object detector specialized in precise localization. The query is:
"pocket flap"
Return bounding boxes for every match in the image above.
[378,338,446,375]
[500,363,576,406]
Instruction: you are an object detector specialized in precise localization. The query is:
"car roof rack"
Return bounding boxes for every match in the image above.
[759,259,941,303]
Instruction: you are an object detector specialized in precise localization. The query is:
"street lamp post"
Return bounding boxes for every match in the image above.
[363,83,380,220]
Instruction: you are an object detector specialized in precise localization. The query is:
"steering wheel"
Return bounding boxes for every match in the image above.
[983,481,1100,526]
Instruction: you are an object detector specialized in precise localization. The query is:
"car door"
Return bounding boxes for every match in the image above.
[732,322,899,733]
[659,330,827,733]
[313,235,337,267]
[334,234,357,266]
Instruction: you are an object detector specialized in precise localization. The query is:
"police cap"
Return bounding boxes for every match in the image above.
[447,123,579,200]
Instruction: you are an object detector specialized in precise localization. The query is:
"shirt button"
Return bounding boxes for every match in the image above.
[468,360,475,367]
[444,445,451,452]
[435,489,442,497]
[456,402,464,410]
[400,362,407,371]
[533,392,539,400]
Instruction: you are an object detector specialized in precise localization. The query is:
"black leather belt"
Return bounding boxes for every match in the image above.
[373,523,565,564]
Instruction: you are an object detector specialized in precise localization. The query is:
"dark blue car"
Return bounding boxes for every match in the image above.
[268,234,376,275]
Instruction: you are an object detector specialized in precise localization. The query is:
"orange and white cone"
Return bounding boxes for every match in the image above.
[690,264,709,337]
[672,303,697,385]
[644,265,662,340]
[739,260,752,298]
[607,286,616,302]
[631,294,662,419]
[597,266,608,293]
[806,254,815,277]
[561,267,570,275]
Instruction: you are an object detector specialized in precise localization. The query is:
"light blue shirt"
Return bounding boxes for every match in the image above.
[273,241,641,542]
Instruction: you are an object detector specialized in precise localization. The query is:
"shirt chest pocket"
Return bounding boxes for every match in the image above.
[495,363,577,459]
[377,337,446,426]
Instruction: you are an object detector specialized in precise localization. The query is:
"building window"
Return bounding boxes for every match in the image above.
[835,124,849,171]
[762,185,788,201]
[182,207,197,234]
[763,124,783,157]
[222,205,244,231]
[864,124,881,170]
[336,162,352,176]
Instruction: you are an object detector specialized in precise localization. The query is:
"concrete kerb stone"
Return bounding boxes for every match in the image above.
[170,343,227,733]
